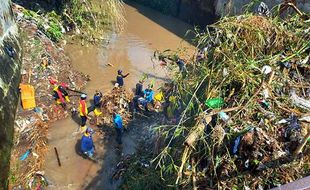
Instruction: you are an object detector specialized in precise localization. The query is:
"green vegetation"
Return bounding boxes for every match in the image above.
[122,9,310,190]
[22,9,63,41]
[21,0,125,42]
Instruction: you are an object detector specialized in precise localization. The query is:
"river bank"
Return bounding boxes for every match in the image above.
[8,4,88,189]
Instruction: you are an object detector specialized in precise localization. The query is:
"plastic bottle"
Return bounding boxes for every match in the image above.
[205,98,224,109]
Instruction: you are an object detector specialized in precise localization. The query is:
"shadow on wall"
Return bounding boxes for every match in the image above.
[126,0,218,28]
[12,0,64,13]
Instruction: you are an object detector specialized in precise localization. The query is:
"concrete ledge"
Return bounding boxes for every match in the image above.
[270,176,310,190]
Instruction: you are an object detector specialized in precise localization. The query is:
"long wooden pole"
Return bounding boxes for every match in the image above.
[54,147,61,167]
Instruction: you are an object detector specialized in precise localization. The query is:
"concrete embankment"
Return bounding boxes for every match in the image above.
[129,0,310,26]
[0,0,21,188]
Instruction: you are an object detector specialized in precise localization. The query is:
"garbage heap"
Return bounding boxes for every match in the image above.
[9,5,88,188]
[148,15,310,189]
[97,87,133,126]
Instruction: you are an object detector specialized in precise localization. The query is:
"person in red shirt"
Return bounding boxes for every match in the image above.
[49,77,70,107]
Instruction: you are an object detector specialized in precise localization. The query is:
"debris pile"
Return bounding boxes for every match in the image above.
[133,12,310,190]
[97,87,133,126]
[9,5,88,189]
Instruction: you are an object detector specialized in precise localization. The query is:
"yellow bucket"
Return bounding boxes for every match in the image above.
[19,84,36,109]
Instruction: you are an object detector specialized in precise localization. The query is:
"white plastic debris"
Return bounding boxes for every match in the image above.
[223,67,228,77]
[276,119,288,125]
[258,2,270,17]
[299,116,310,123]
[32,152,39,159]
[245,159,249,168]
[262,89,269,98]
[290,90,310,111]
[262,65,272,74]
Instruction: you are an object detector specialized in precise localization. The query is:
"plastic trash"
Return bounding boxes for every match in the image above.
[4,44,16,57]
[20,149,32,161]
[276,119,288,125]
[262,65,272,74]
[299,116,310,123]
[284,114,300,139]
[258,2,270,17]
[232,135,242,155]
[280,61,292,68]
[205,98,224,109]
[223,68,228,77]
[290,90,310,111]
[19,84,36,109]
[258,99,269,109]
[219,112,229,122]
[28,172,48,189]
[262,89,269,99]
[245,159,250,168]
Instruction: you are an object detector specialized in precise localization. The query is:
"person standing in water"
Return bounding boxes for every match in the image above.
[79,94,90,132]
[116,69,130,87]
[92,91,103,125]
[113,112,124,145]
[80,127,95,158]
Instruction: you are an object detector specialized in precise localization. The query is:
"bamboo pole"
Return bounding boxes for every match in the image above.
[192,158,198,190]
[176,115,211,185]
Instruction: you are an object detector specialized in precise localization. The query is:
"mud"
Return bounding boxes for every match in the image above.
[44,2,193,189]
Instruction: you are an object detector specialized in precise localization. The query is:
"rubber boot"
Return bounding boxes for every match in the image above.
[94,108,102,116]
[65,96,70,103]
[56,99,62,105]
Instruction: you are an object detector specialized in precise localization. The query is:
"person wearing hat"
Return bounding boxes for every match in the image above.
[116,69,130,87]
[113,112,123,145]
[79,94,90,132]
[92,91,103,125]
[49,77,70,107]
[93,91,103,116]
[80,127,95,158]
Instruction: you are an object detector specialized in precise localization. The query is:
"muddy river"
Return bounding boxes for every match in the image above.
[44,2,193,189]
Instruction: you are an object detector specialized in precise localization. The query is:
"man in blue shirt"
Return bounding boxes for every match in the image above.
[116,70,129,87]
[113,112,123,145]
[176,58,187,73]
[144,84,154,104]
[93,91,103,108]
[80,128,95,158]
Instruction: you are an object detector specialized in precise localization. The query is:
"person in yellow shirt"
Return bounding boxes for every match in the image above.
[154,91,164,111]
[79,94,90,132]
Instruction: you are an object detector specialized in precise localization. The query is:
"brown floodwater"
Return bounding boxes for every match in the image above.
[44,2,193,189]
